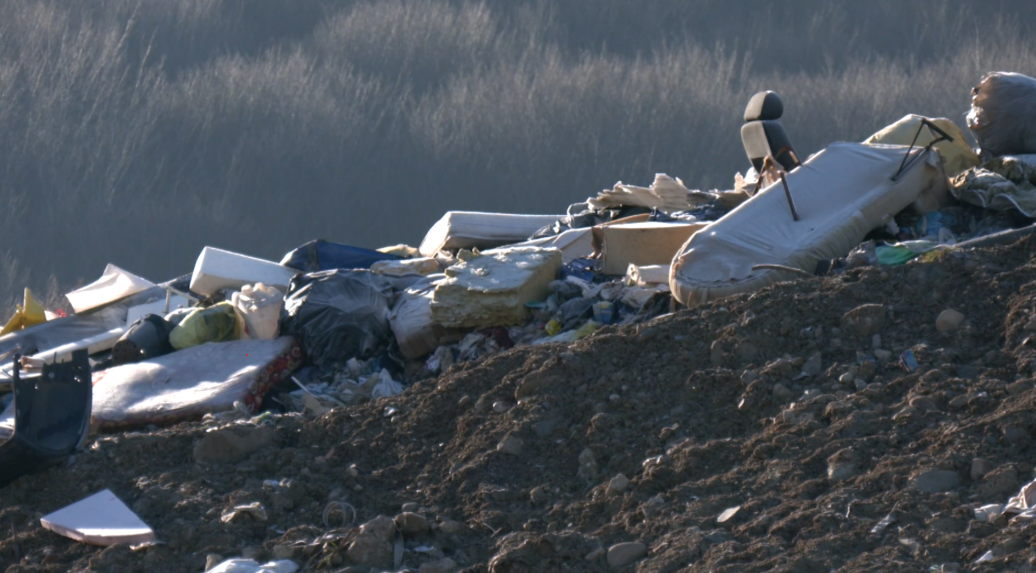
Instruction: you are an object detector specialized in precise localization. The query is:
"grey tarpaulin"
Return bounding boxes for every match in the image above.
[280,270,395,368]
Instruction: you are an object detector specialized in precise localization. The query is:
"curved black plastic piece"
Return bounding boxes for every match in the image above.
[0,349,92,488]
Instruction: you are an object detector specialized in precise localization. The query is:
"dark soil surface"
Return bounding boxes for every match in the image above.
[5,237,1036,573]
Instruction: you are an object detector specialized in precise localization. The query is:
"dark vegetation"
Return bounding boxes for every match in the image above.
[1,0,1035,309]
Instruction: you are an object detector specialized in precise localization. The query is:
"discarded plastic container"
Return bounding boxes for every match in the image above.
[231,283,284,340]
[0,349,92,488]
[190,247,298,297]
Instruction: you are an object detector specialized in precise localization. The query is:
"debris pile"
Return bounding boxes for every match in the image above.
[2,71,1036,572]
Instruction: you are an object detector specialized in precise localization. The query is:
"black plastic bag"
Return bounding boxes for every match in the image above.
[967,72,1036,159]
[280,270,395,368]
[111,314,176,366]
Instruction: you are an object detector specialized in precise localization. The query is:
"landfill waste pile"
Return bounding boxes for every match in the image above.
[2,71,1036,572]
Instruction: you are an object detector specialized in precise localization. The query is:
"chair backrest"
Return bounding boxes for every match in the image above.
[741,91,801,173]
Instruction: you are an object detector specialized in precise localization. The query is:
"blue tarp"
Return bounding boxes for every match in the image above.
[279,240,401,273]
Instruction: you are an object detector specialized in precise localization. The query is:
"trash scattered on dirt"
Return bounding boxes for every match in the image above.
[4,72,1036,572]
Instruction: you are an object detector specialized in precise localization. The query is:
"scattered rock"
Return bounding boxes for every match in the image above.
[802,352,823,377]
[909,469,960,493]
[935,309,965,333]
[976,465,1019,499]
[360,515,397,543]
[497,435,524,456]
[606,541,647,568]
[841,304,886,338]
[972,458,995,481]
[402,502,419,512]
[205,554,224,571]
[578,448,599,482]
[193,426,279,464]
[347,533,393,568]
[515,370,562,399]
[419,557,459,573]
[607,473,630,495]
[395,512,429,537]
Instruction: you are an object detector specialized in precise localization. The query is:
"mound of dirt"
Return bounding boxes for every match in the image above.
[5,238,1036,573]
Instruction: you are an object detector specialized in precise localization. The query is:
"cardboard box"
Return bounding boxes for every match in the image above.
[592,222,707,275]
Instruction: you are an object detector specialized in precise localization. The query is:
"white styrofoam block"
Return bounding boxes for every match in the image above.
[189,247,298,297]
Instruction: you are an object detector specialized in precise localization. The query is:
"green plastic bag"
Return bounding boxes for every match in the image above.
[169,302,244,350]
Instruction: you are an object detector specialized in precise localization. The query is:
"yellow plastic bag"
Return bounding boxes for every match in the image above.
[0,288,48,336]
[168,302,244,350]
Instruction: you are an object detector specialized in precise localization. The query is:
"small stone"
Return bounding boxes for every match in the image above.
[529,485,551,505]
[439,519,465,535]
[346,464,360,478]
[874,349,892,360]
[855,379,868,391]
[419,557,459,573]
[949,395,969,410]
[585,546,606,562]
[272,545,295,560]
[872,334,882,349]
[858,360,877,380]
[1007,379,1034,396]
[936,309,965,333]
[838,372,854,384]
[828,463,858,481]
[577,448,599,482]
[909,469,960,493]
[608,473,630,495]
[401,502,419,512]
[360,515,397,543]
[205,554,224,571]
[457,395,472,408]
[606,542,647,568]
[515,371,561,399]
[193,425,280,464]
[977,465,1019,499]
[841,304,887,338]
[492,401,511,413]
[395,512,429,536]
[496,435,524,456]
[347,533,393,568]
[971,458,994,481]
[772,384,793,400]
[802,352,823,377]
[736,342,759,364]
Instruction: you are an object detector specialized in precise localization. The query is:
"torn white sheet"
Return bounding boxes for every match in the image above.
[40,489,155,546]
[65,265,155,314]
[484,227,594,264]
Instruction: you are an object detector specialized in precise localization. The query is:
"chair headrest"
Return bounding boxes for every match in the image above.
[744,91,784,122]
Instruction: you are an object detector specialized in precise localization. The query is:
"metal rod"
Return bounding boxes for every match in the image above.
[780,174,799,221]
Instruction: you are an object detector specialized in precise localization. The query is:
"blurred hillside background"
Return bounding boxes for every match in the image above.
[1,0,1035,309]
